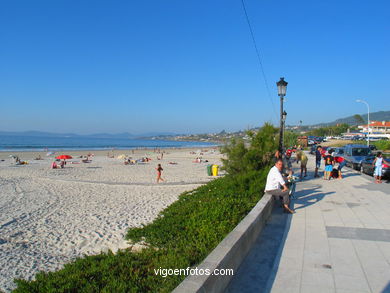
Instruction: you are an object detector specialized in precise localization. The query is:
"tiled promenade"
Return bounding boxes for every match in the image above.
[226,156,390,293]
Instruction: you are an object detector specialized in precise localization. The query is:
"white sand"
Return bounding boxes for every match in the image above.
[0,148,222,292]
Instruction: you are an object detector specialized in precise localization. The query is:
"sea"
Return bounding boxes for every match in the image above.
[0,135,217,152]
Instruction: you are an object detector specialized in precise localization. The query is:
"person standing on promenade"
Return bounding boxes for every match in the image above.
[296,150,308,179]
[334,154,346,179]
[323,151,334,180]
[373,152,384,183]
[314,146,322,178]
[265,159,295,214]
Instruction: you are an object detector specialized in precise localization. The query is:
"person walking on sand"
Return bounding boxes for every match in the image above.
[265,159,295,214]
[156,164,164,183]
[373,152,384,183]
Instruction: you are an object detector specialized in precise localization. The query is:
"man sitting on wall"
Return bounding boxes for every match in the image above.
[265,158,295,214]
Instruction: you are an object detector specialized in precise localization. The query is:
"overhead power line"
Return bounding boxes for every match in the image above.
[240,0,278,121]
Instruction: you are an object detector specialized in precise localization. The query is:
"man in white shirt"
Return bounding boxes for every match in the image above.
[265,159,295,214]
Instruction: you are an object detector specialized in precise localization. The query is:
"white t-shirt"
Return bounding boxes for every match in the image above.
[265,166,285,191]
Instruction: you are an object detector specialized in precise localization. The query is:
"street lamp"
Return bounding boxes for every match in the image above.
[356,99,370,146]
[282,111,287,149]
[282,111,287,121]
[277,77,288,152]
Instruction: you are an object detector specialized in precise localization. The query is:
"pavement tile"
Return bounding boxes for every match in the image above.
[301,269,334,288]
[300,284,335,293]
[334,274,371,292]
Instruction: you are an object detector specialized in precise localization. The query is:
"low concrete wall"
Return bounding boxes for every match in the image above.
[173,193,275,293]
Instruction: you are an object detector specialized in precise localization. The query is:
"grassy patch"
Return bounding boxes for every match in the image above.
[13,170,268,292]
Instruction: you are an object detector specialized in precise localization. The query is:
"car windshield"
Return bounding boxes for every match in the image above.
[352,148,371,156]
[336,149,344,154]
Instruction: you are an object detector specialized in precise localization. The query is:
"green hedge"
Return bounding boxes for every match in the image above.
[13,170,268,293]
[373,140,390,151]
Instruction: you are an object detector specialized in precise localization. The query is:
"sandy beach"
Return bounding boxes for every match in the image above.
[0,148,222,292]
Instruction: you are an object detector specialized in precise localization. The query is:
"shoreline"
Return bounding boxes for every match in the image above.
[0,146,221,161]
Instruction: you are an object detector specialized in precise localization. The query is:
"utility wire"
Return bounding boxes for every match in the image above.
[240,0,278,121]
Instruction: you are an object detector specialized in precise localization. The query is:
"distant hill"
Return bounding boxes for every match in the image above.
[312,111,390,127]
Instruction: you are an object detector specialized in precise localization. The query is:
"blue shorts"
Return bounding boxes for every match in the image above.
[338,161,346,171]
[316,160,321,168]
[374,166,383,176]
[325,165,333,172]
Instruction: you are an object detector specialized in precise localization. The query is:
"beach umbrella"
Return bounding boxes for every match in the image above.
[46,152,55,156]
[56,155,72,160]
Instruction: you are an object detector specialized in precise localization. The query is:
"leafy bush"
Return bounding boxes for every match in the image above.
[284,131,298,148]
[373,140,390,151]
[221,123,278,175]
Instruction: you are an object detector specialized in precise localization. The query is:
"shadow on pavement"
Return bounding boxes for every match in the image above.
[226,183,333,293]
[293,185,335,210]
[225,208,291,293]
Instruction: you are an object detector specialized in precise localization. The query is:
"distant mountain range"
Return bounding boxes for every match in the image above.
[311,110,390,127]
[0,131,177,139]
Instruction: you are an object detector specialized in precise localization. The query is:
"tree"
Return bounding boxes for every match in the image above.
[353,114,365,125]
[221,123,278,175]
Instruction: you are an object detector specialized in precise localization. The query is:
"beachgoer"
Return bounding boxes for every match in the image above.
[314,146,322,178]
[265,159,295,214]
[373,152,384,183]
[156,164,164,183]
[323,152,334,180]
[51,161,58,169]
[59,160,65,168]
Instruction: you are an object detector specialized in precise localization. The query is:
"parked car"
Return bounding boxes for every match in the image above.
[343,144,372,170]
[369,145,377,151]
[310,145,317,154]
[361,155,390,178]
[331,147,345,156]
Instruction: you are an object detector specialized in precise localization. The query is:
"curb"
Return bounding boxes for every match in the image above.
[173,193,275,293]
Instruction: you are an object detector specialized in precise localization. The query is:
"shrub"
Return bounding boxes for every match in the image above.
[221,123,278,175]
[373,140,390,151]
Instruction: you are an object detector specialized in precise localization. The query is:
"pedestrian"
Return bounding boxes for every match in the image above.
[314,146,322,178]
[264,159,295,214]
[323,152,334,180]
[373,152,384,183]
[156,164,165,183]
[334,155,346,179]
[296,150,308,179]
[284,149,293,175]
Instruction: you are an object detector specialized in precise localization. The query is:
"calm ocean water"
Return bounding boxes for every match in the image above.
[0,135,217,152]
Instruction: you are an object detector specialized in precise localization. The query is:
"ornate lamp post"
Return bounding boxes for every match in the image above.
[356,99,370,146]
[277,77,288,152]
[282,111,287,149]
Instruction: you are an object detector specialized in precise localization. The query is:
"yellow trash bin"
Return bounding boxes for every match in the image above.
[212,164,219,176]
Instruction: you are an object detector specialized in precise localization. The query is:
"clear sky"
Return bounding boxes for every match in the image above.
[0,0,389,134]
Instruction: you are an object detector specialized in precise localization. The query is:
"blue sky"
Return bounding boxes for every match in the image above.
[0,0,389,134]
